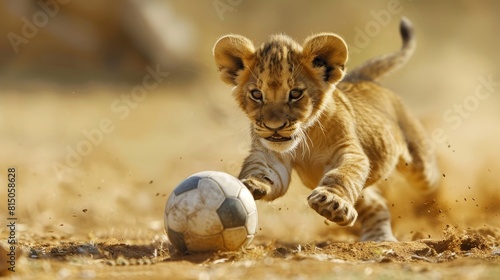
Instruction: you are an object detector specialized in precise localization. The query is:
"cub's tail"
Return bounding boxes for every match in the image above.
[346,17,416,82]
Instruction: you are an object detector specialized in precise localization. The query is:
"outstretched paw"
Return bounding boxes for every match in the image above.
[307,187,358,226]
[240,177,271,200]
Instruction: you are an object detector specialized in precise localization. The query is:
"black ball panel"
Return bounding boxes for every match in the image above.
[174,176,201,196]
[216,198,247,228]
[167,228,188,254]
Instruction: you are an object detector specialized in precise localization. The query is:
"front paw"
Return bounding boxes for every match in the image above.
[307,187,358,226]
[240,177,271,200]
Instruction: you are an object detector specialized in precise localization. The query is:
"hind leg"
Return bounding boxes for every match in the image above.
[356,186,397,242]
[397,107,441,193]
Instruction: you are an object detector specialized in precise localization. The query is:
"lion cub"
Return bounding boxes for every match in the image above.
[213,18,439,241]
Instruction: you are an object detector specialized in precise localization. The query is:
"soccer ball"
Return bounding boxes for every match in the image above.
[164,171,258,253]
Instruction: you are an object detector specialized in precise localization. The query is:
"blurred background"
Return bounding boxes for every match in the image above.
[0,0,499,242]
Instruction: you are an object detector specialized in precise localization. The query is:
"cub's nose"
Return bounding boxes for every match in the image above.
[263,120,288,131]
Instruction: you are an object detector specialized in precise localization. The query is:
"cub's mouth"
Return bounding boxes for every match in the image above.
[259,131,300,153]
[265,133,292,142]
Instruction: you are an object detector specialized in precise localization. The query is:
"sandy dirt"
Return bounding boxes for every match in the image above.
[2,226,500,279]
[1,1,500,279]
[0,81,499,279]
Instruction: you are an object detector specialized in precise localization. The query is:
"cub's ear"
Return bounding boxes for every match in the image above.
[213,35,255,85]
[302,33,348,84]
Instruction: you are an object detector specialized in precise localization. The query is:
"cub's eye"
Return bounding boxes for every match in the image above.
[249,89,263,101]
[289,89,304,101]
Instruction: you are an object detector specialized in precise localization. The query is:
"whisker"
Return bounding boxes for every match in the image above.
[296,128,311,159]
[316,113,327,140]
[304,129,313,158]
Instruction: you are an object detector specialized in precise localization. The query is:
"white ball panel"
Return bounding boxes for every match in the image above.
[175,189,203,216]
[238,186,257,214]
[166,207,188,232]
[222,226,249,251]
[245,211,258,235]
[198,178,225,209]
[241,234,255,249]
[185,232,225,252]
[188,208,224,236]
[165,192,177,214]
[209,172,242,197]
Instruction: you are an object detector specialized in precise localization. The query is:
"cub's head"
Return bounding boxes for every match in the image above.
[213,33,348,153]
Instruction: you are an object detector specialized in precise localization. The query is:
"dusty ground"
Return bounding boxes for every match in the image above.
[0,80,499,279]
[2,226,500,279]
[1,1,500,279]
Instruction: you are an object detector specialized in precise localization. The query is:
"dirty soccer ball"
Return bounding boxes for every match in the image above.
[164,171,258,253]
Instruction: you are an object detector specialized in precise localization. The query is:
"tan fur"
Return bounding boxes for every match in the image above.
[213,18,439,241]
